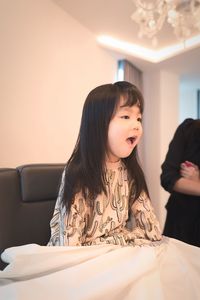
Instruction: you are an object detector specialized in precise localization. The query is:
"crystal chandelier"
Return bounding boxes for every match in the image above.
[131,0,200,46]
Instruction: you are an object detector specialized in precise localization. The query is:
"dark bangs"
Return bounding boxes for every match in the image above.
[114,81,144,113]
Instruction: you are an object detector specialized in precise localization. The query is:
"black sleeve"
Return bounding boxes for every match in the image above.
[160,119,193,193]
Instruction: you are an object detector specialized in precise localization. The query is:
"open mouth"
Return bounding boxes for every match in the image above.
[127,136,136,145]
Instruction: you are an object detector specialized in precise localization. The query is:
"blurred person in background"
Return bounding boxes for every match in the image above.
[161,118,200,247]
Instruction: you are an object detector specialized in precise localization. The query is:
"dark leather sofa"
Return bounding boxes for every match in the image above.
[0,163,65,270]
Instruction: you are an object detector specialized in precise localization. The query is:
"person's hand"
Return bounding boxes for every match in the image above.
[180,161,200,182]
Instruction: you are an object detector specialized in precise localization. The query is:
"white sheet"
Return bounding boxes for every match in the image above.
[0,237,200,300]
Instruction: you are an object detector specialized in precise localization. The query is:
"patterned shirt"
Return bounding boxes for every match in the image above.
[48,161,162,246]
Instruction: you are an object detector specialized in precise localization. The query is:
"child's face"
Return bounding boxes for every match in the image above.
[106,96,143,162]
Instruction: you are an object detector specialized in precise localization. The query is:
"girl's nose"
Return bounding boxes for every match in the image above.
[133,123,139,130]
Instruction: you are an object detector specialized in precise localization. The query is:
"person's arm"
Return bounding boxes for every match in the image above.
[125,192,162,244]
[180,161,200,181]
[173,177,200,196]
[175,161,200,195]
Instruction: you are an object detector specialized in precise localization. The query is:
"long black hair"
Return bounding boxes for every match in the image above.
[62,81,149,212]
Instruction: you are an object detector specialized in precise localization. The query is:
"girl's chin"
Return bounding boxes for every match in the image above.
[119,151,135,159]
[107,147,136,161]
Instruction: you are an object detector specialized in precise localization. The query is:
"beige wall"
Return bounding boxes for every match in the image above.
[143,71,179,229]
[0,0,117,167]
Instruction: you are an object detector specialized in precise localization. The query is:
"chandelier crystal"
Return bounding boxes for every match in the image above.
[131,0,200,46]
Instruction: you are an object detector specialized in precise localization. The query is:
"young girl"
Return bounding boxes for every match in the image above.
[48,81,162,247]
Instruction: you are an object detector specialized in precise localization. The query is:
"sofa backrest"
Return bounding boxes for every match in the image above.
[0,164,65,270]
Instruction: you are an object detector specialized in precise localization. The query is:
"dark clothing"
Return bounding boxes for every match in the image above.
[161,118,200,247]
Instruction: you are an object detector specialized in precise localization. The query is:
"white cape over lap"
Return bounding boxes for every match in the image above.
[0,237,200,300]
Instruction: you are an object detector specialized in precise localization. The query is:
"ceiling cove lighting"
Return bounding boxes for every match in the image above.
[97,34,200,63]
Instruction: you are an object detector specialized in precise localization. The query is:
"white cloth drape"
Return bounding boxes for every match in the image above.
[0,237,200,300]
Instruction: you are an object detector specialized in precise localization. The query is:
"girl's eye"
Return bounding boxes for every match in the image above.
[137,117,142,122]
[121,115,129,119]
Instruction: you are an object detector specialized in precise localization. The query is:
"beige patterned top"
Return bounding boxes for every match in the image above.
[48,161,162,246]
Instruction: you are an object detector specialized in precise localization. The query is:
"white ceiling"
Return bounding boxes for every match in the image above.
[53,0,200,79]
